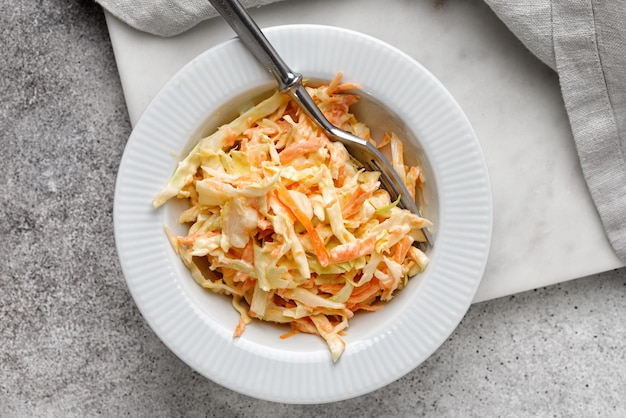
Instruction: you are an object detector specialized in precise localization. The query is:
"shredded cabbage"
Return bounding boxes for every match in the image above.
[154,73,432,362]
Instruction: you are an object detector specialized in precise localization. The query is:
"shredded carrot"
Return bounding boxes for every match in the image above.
[233,316,246,337]
[329,234,376,263]
[326,71,361,95]
[291,318,318,335]
[240,278,255,294]
[279,135,325,164]
[274,183,330,267]
[300,277,316,289]
[346,280,382,307]
[326,72,344,95]
[318,283,345,295]
[342,184,376,219]
[394,235,413,264]
[280,329,300,339]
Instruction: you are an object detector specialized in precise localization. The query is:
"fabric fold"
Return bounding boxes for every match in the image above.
[96,0,285,37]
[551,1,626,258]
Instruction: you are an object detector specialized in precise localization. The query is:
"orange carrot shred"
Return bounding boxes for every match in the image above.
[280,329,300,340]
[274,183,330,267]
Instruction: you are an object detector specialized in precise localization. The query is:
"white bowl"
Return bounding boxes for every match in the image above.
[114,24,492,404]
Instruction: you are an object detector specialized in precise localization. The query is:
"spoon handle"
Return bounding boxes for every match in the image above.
[208,0,338,137]
[208,0,302,91]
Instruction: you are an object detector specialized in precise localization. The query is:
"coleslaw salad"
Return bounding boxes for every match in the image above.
[153,73,432,362]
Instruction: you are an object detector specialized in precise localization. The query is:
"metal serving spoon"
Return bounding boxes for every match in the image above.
[208,0,433,246]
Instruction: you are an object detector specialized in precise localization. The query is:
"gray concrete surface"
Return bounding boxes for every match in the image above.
[1,1,626,416]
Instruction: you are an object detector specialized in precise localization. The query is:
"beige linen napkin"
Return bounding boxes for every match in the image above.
[486,1,626,261]
[97,0,626,262]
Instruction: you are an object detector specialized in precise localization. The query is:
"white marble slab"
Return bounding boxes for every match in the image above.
[105,0,623,302]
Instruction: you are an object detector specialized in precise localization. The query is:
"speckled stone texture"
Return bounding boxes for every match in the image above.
[2,1,626,416]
